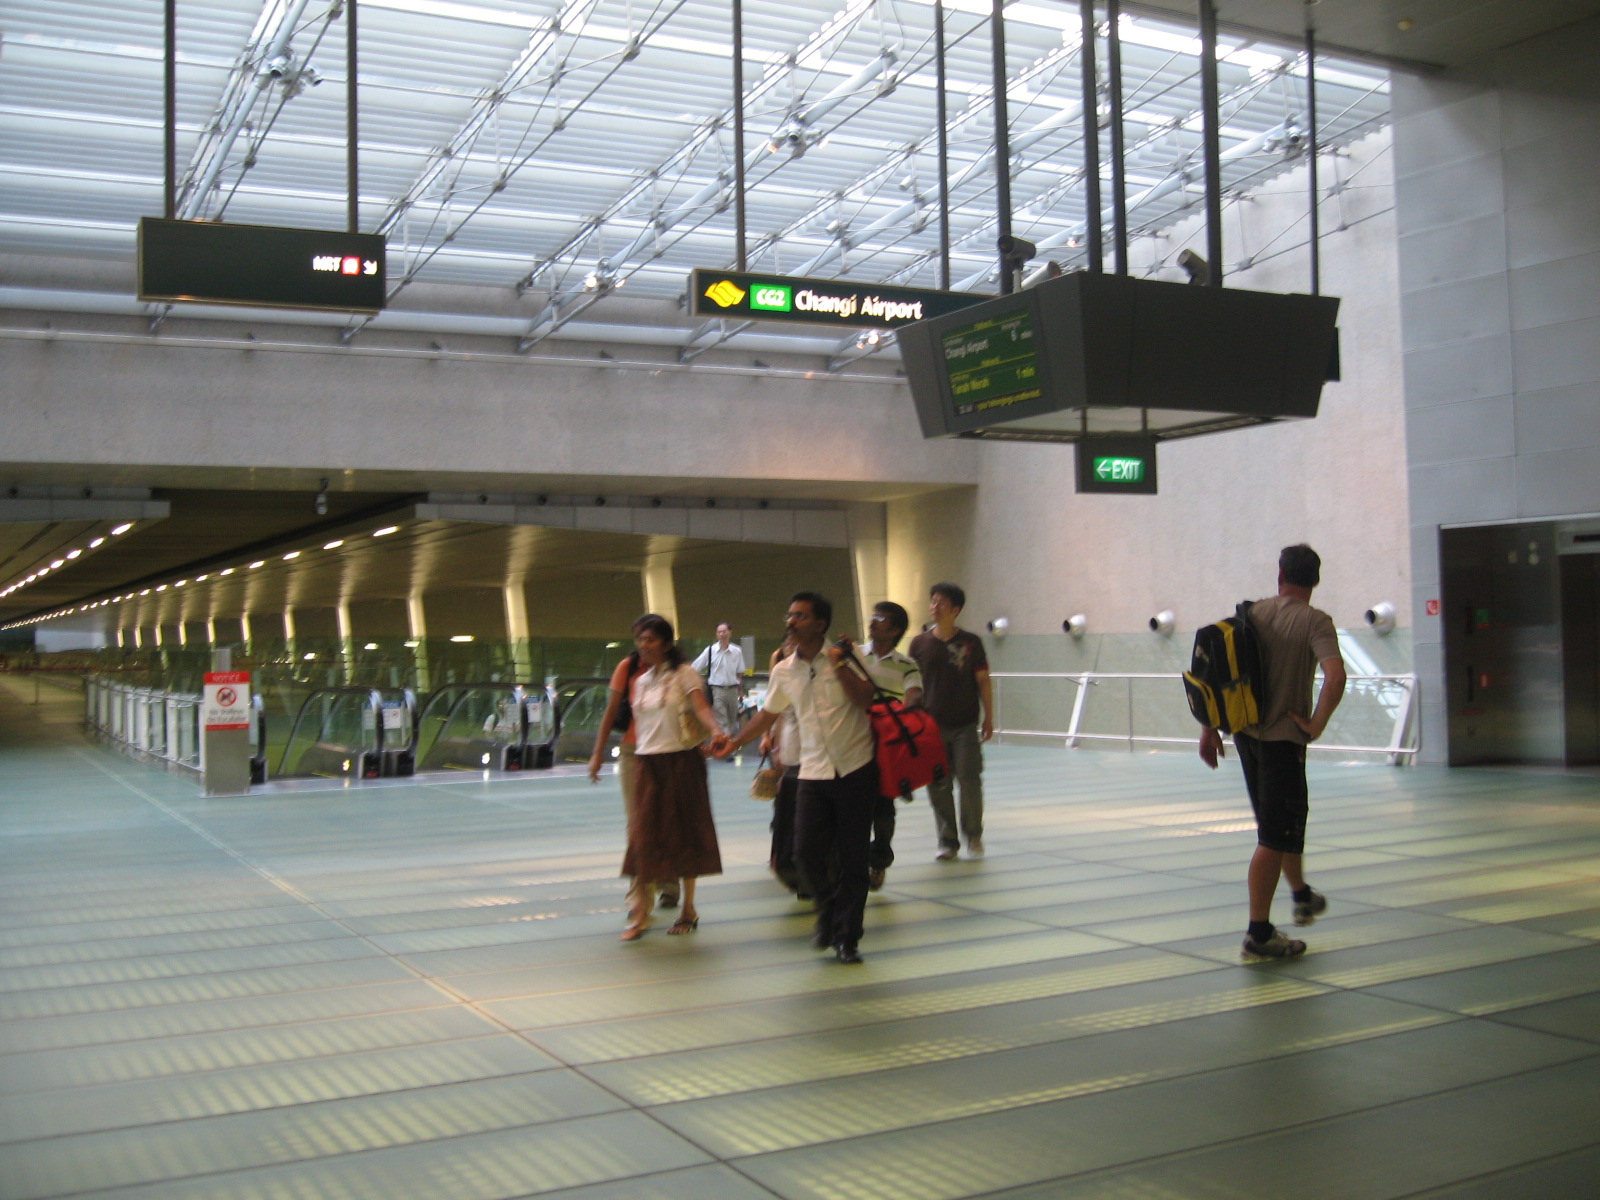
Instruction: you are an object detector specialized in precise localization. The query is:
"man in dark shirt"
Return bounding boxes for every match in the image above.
[909,581,994,861]
[1200,544,1347,960]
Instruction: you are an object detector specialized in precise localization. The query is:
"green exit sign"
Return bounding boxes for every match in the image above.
[1077,437,1158,494]
[1093,456,1146,483]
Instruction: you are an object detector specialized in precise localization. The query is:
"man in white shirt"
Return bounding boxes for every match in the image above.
[693,622,745,741]
[714,591,876,963]
[859,601,923,892]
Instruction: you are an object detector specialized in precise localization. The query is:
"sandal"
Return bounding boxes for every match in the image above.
[667,911,699,935]
[620,910,653,942]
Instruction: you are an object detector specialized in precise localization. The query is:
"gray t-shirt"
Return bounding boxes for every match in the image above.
[1243,594,1342,743]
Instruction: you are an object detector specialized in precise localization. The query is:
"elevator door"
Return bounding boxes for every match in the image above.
[1561,553,1600,766]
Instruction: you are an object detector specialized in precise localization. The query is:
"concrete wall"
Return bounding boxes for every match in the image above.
[1393,15,1600,762]
[886,131,1408,643]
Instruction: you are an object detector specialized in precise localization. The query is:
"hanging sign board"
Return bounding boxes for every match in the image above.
[690,269,987,329]
[202,671,252,732]
[1075,436,1159,494]
[138,218,386,312]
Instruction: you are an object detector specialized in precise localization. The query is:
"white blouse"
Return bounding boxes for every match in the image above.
[630,662,708,755]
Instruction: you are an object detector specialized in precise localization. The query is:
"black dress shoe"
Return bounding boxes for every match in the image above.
[810,928,831,950]
[834,942,863,964]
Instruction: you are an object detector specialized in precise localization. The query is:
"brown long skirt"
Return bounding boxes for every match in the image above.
[622,748,722,884]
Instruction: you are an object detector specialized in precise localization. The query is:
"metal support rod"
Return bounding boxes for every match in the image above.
[1198,0,1223,285]
[936,0,951,290]
[1306,17,1321,295]
[347,0,359,232]
[990,0,1013,293]
[733,0,747,270]
[1106,0,1127,274]
[164,0,176,219]
[1079,0,1102,273]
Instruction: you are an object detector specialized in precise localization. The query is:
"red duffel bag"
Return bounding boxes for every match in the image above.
[866,694,949,802]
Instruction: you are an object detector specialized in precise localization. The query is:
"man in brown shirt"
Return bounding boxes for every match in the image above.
[1200,544,1346,960]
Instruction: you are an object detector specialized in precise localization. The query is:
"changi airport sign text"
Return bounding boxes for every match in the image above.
[691,269,986,329]
[138,218,387,313]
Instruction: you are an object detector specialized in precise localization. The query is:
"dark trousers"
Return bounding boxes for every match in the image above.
[796,761,878,948]
[868,794,896,872]
[769,766,803,892]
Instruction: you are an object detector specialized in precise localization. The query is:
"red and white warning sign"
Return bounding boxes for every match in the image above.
[203,671,252,731]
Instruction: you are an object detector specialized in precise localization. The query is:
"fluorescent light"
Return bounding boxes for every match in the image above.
[450,634,474,642]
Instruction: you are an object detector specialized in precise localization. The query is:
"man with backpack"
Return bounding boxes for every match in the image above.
[1200,544,1347,960]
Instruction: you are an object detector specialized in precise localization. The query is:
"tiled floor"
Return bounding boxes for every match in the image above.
[3,673,1598,1199]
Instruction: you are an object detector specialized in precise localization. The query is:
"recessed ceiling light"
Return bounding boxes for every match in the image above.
[111,523,132,535]
[323,540,344,550]
[283,551,301,560]
[249,561,265,569]
[373,526,399,537]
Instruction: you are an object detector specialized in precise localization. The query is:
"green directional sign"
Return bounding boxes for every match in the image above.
[1077,437,1158,494]
[690,268,988,329]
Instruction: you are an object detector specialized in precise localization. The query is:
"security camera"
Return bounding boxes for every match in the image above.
[1062,614,1087,637]
[1149,611,1176,635]
[1177,248,1211,286]
[987,617,1009,637]
[1364,602,1396,635]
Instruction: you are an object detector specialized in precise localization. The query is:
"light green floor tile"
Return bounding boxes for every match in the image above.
[7,1106,701,1200]
[484,929,1125,1030]
[584,956,1314,1104]
[1365,943,1600,1017]
[0,1033,560,1141]
[535,948,1219,1067]
[0,1006,504,1093]
[0,979,453,1055]
[733,1021,1592,1200]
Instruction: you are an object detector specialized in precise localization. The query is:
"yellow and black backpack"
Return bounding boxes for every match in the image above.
[1183,601,1265,734]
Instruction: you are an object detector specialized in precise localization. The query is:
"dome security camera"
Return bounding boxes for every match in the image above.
[1364,602,1396,635]
[1062,614,1087,637]
[986,617,1009,637]
[1149,611,1176,635]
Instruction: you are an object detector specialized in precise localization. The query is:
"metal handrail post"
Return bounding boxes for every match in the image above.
[1066,672,1091,748]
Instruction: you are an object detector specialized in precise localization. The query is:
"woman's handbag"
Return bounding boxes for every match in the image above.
[749,753,782,800]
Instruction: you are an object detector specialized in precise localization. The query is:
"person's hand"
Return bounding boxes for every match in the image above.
[980,717,994,743]
[709,732,735,759]
[586,752,603,783]
[1290,713,1326,742]
[1198,726,1225,769]
[824,636,852,667]
[758,732,774,757]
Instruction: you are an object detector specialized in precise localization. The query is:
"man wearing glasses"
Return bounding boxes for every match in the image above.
[714,592,877,964]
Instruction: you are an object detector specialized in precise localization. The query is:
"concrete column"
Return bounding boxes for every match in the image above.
[407,594,431,693]
[283,608,296,660]
[504,579,533,682]
[336,600,354,670]
[848,502,889,640]
[643,561,679,634]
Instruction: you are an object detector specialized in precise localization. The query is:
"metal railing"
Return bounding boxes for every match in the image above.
[84,675,202,772]
[990,671,1419,765]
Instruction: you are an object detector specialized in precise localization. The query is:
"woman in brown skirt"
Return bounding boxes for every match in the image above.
[619,613,724,941]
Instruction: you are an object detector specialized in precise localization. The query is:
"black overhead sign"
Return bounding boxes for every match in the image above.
[138,218,387,313]
[690,268,987,329]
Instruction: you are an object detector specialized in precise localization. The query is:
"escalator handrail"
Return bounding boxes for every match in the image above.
[277,685,390,777]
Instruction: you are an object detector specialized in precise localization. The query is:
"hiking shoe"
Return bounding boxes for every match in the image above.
[935,845,959,862]
[1292,889,1327,926]
[966,839,985,858]
[868,867,886,892]
[1242,930,1307,961]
